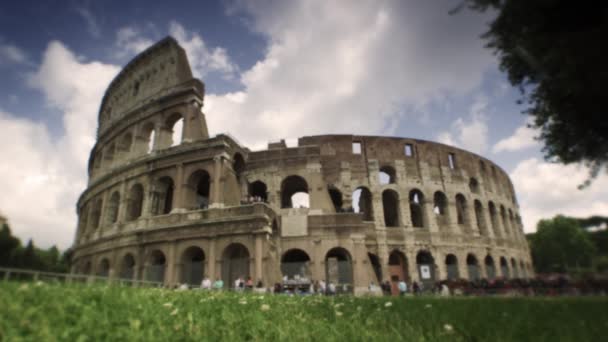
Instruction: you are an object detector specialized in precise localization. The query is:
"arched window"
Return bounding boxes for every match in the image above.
[90,198,103,230]
[118,132,132,158]
[382,189,400,227]
[466,254,480,281]
[388,250,408,283]
[378,166,396,185]
[281,249,311,280]
[222,243,250,288]
[146,250,166,283]
[455,194,468,226]
[153,176,174,215]
[281,175,309,208]
[106,191,120,225]
[474,200,488,236]
[126,184,144,221]
[352,187,373,221]
[249,180,267,203]
[500,257,510,278]
[187,170,210,210]
[328,186,343,213]
[166,113,184,147]
[181,246,205,286]
[488,201,500,238]
[469,178,480,194]
[233,153,245,183]
[416,251,435,286]
[445,254,459,280]
[409,189,425,228]
[433,191,448,227]
[485,255,496,280]
[98,258,110,277]
[120,254,136,280]
[325,247,353,291]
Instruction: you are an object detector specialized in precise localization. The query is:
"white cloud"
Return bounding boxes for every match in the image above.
[206,0,495,149]
[75,7,101,38]
[493,121,539,153]
[436,96,489,155]
[114,27,155,59]
[168,21,239,79]
[511,158,608,233]
[0,41,119,249]
[0,44,28,65]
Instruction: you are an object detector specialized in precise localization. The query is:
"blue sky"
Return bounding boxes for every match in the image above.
[1,0,606,249]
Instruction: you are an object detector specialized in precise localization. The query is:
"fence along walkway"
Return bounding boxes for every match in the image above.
[0,267,164,287]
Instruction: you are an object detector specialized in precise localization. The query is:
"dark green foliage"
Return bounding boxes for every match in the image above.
[1,283,607,341]
[0,223,69,272]
[458,0,608,185]
[530,216,596,273]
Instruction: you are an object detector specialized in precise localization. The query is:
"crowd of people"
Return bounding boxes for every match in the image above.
[174,274,608,297]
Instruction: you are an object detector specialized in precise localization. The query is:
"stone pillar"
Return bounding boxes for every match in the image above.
[172,163,186,212]
[312,240,325,282]
[457,251,468,280]
[466,197,479,236]
[254,234,264,282]
[482,205,495,239]
[353,236,371,295]
[142,175,154,218]
[211,155,224,207]
[152,122,163,152]
[434,251,446,281]
[136,246,145,282]
[117,180,128,224]
[208,239,217,280]
[166,242,177,286]
[424,199,438,232]
[406,250,419,284]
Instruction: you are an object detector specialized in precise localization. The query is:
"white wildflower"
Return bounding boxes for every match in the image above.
[444,324,454,332]
[163,302,173,308]
[425,304,432,309]
[170,308,179,316]
[260,304,270,311]
[385,302,393,307]
[335,311,343,317]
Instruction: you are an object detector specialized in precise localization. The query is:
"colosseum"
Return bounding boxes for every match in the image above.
[71,37,533,294]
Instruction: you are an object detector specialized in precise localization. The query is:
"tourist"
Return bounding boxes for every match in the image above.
[319,280,327,295]
[201,277,211,290]
[246,276,253,290]
[382,280,391,296]
[413,281,420,295]
[214,279,224,290]
[328,282,336,295]
[398,280,408,296]
[440,282,450,297]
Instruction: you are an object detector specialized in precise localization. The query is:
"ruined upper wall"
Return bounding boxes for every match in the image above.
[96,37,199,137]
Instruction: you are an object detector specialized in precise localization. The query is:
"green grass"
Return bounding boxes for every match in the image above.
[1,282,607,341]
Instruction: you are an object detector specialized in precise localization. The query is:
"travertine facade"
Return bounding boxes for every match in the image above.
[71,37,532,294]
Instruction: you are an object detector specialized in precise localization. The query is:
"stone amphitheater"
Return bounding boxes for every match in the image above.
[71,37,533,294]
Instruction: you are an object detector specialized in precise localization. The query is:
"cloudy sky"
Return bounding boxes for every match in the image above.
[0,0,606,249]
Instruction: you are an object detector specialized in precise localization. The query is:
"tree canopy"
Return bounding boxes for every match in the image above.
[530,215,596,273]
[458,0,608,186]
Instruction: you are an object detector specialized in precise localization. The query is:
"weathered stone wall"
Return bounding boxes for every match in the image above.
[71,37,533,293]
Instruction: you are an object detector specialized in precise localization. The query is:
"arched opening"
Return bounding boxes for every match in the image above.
[118,132,132,158]
[368,253,382,284]
[485,255,496,280]
[409,189,425,228]
[378,166,396,185]
[146,250,166,283]
[83,261,92,275]
[488,201,500,238]
[466,254,480,281]
[520,261,527,279]
[352,187,373,221]
[325,247,353,290]
[98,258,110,277]
[455,194,469,227]
[500,205,510,237]
[248,180,268,203]
[222,244,250,288]
[511,258,519,278]
[90,198,103,230]
[233,153,245,183]
[433,191,449,227]
[281,175,309,208]
[500,257,510,278]
[272,219,279,236]
[166,114,184,147]
[126,184,144,221]
[106,191,120,225]
[382,189,400,227]
[120,254,136,280]
[153,176,174,215]
[474,200,488,236]
[469,177,480,194]
[281,249,311,281]
[445,254,459,280]
[388,250,409,284]
[416,251,435,287]
[187,170,210,210]
[180,246,205,286]
[328,186,343,212]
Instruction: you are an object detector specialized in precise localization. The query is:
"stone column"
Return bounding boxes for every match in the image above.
[117,180,128,224]
[434,251,446,281]
[255,234,264,282]
[406,250,419,283]
[208,239,217,280]
[211,155,224,208]
[312,240,325,282]
[424,199,438,233]
[172,163,186,212]
[352,236,371,295]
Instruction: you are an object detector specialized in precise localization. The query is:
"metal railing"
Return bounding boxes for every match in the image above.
[0,267,164,287]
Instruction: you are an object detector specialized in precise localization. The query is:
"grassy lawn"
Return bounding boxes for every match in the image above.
[1,282,607,341]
